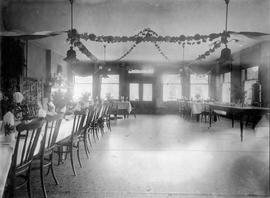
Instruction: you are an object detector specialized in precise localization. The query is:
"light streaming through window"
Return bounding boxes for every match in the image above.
[162,74,182,101]
[129,83,139,101]
[190,74,209,100]
[101,75,119,100]
[73,76,92,101]
[143,84,152,101]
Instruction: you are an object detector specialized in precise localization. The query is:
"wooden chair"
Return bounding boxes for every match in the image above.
[32,114,63,198]
[5,119,45,198]
[56,110,86,176]
[104,103,112,131]
[200,104,211,123]
[79,107,95,158]
[129,102,136,118]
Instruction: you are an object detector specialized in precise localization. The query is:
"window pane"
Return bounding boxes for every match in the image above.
[74,76,92,84]
[224,72,231,83]
[244,80,256,105]
[247,66,259,80]
[128,69,154,74]
[143,84,152,101]
[162,74,181,84]
[101,84,119,100]
[74,76,92,101]
[190,74,208,84]
[222,83,231,103]
[190,84,209,100]
[163,84,182,101]
[129,83,139,101]
[101,75,119,83]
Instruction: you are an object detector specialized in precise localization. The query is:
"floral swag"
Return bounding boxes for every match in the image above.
[66,28,237,62]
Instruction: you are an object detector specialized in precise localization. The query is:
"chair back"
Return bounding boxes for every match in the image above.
[93,105,102,122]
[104,103,111,117]
[71,111,87,139]
[84,107,95,128]
[42,114,63,153]
[13,119,45,171]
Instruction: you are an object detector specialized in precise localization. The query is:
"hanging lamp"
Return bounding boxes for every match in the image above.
[64,0,78,63]
[101,44,109,78]
[218,0,233,64]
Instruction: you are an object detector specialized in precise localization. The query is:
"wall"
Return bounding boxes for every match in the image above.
[26,41,68,99]
[27,42,46,81]
[213,41,270,107]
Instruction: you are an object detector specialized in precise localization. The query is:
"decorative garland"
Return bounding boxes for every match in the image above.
[66,28,234,62]
[73,40,98,61]
[72,28,227,44]
[116,43,138,61]
[154,42,169,61]
[196,40,222,60]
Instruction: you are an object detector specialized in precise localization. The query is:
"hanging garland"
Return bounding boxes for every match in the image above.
[73,40,98,61]
[116,43,138,61]
[196,40,222,60]
[196,38,239,61]
[66,28,235,63]
[154,42,169,61]
[68,28,228,45]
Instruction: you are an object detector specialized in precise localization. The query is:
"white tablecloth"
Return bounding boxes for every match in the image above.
[190,102,205,114]
[0,118,74,197]
[112,101,132,114]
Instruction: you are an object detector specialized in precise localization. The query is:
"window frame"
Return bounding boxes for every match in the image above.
[100,74,120,100]
[162,74,182,102]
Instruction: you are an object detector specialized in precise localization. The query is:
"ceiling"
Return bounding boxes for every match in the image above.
[4,0,270,64]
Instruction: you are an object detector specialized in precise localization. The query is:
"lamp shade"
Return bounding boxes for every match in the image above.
[63,46,78,63]
[218,47,233,64]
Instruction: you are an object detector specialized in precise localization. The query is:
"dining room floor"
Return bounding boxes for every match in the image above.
[16,114,269,198]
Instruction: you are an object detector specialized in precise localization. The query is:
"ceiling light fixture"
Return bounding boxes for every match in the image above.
[218,0,233,64]
[64,0,78,63]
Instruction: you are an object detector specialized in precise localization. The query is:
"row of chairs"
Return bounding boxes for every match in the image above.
[4,103,112,198]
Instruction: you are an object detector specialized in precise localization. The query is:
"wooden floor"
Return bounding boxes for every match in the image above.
[16,115,269,198]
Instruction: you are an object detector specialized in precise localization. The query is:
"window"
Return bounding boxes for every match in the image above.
[143,84,152,101]
[101,75,119,100]
[162,74,182,101]
[129,83,139,101]
[128,69,154,74]
[190,74,209,100]
[221,72,231,103]
[242,66,259,104]
[73,76,92,101]
[247,66,259,80]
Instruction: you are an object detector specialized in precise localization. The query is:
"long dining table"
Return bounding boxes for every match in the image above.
[209,104,270,142]
[0,117,74,198]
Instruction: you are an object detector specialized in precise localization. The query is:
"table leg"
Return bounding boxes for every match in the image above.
[196,114,200,122]
[209,108,212,128]
[240,116,244,142]
[232,114,234,128]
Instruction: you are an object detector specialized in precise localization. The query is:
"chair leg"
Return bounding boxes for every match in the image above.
[95,128,99,140]
[76,142,82,168]
[83,137,89,158]
[45,166,50,176]
[87,132,92,147]
[70,146,77,176]
[50,153,59,185]
[57,147,61,166]
[92,128,96,143]
[40,160,47,198]
[108,120,111,131]
[27,168,32,198]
